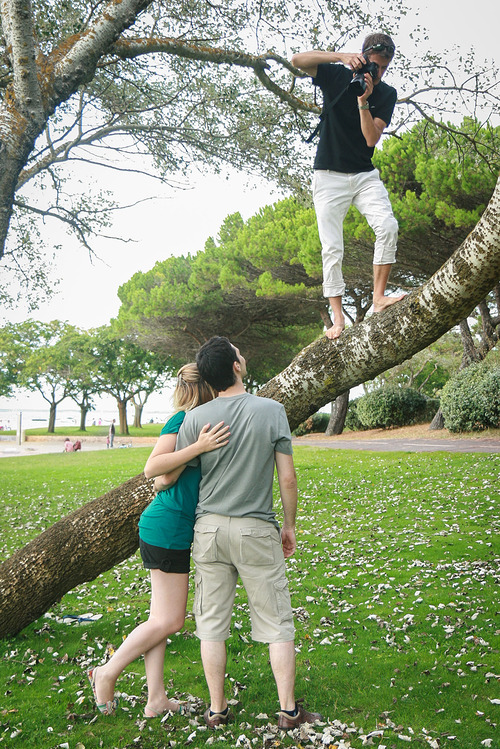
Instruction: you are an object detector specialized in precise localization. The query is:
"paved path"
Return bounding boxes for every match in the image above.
[293,436,500,453]
[0,438,139,458]
[1,435,499,458]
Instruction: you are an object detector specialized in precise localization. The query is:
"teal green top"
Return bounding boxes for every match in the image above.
[138,411,200,549]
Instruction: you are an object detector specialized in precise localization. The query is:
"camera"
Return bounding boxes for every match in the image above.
[349,60,379,95]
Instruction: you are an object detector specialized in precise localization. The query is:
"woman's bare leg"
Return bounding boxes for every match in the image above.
[91,570,188,708]
[143,570,189,713]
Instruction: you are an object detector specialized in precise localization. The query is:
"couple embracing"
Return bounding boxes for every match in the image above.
[87,335,320,729]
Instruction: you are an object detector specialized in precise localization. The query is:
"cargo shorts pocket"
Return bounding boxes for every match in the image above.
[240,526,280,565]
[192,525,218,563]
[274,577,293,624]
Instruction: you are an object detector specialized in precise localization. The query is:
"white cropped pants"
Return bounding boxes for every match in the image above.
[312,169,398,298]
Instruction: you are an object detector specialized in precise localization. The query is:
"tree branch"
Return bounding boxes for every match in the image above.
[396,99,500,171]
[111,36,320,113]
[50,0,152,99]
[0,0,44,122]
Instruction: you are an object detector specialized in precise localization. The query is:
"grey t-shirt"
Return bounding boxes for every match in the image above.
[176,393,292,527]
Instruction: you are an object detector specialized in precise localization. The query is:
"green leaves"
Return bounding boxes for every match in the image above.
[375,118,499,283]
[117,202,323,385]
[441,360,500,432]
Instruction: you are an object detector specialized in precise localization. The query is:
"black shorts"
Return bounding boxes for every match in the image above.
[139,539,191,574]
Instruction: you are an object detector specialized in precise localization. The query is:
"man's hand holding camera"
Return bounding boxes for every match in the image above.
[336,51,367,70]
[357,76,374,108]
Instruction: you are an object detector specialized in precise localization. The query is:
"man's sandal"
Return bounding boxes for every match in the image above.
[87,667,118,716]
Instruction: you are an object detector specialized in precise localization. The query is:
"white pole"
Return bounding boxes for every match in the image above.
[16,412,22,446]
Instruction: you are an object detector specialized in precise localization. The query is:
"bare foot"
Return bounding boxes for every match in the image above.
[325,321,345,340]
[373,294,405,313]
[92,665,116,707]
[144,697,184,718]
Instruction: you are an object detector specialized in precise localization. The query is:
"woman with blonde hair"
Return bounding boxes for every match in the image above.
[87,363,229,717]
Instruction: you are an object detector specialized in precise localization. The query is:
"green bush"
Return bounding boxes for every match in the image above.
[440,361,500,432]
[345,397,369,432]
[423,397,441,421]
[293,411,330,436]
[356,386,428,429]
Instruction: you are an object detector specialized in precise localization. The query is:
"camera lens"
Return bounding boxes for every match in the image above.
[349,73,366,95]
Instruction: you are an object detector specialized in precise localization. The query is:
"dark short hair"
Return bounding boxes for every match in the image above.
[196,336,238,392]
[362,33,396,60]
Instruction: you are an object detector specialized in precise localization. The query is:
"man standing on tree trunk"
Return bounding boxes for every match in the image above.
[291,33,404,340]
[176,336,321,730]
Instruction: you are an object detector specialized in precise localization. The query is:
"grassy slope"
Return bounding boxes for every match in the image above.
[0,447,498,748]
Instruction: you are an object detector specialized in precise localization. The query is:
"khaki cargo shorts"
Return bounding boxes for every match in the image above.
[192,514,295,643]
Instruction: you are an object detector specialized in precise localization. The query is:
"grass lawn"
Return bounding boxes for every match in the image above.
[0,447,498,748]
[1,424,164,439]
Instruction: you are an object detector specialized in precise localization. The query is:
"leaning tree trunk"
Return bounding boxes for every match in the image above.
[325,391,350,435]
[0,475,154,637]
[0,0,153,257]
[1,178,499,637]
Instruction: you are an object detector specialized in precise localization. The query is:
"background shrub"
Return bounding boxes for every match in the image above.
[423,397,441,422]
[293,411,330,436]
[356,386,429,429]
[440,361,500,432]
[345,397,369,432]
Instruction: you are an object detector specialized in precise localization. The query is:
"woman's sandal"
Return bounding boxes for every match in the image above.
[144,701,191,718]
[87,667,118,716]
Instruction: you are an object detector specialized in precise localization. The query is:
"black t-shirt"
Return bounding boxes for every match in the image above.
[312,63,397,173]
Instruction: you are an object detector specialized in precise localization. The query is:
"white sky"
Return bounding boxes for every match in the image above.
[1,0,497,415]
[2,0,496,332]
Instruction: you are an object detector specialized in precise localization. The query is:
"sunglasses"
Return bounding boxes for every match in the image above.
[366,43,395,55]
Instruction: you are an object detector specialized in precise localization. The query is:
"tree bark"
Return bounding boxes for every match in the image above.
[133,401,143,429]
[459,319,483,366]
[428,408,445,431]
[0,474,154,637]
[70,393,93,431]
[116,398,129,435]
[48,402,56,433]
[478,299,498,354]
[132,391,150,429]
[79,406,88,432]
[325,391,349,436]
[0,177,499,637]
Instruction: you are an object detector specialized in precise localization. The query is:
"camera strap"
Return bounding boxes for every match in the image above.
[305,82,351,144]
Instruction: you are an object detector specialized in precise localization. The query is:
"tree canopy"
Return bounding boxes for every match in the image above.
[89,325,173,433]
[117,247,322,388]
[1,0,498,306]
[117,119,499,366]
[3,320,78,431]
[0,320,174,431]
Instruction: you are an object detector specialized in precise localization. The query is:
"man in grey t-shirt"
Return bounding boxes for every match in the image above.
[176,336,321,730]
